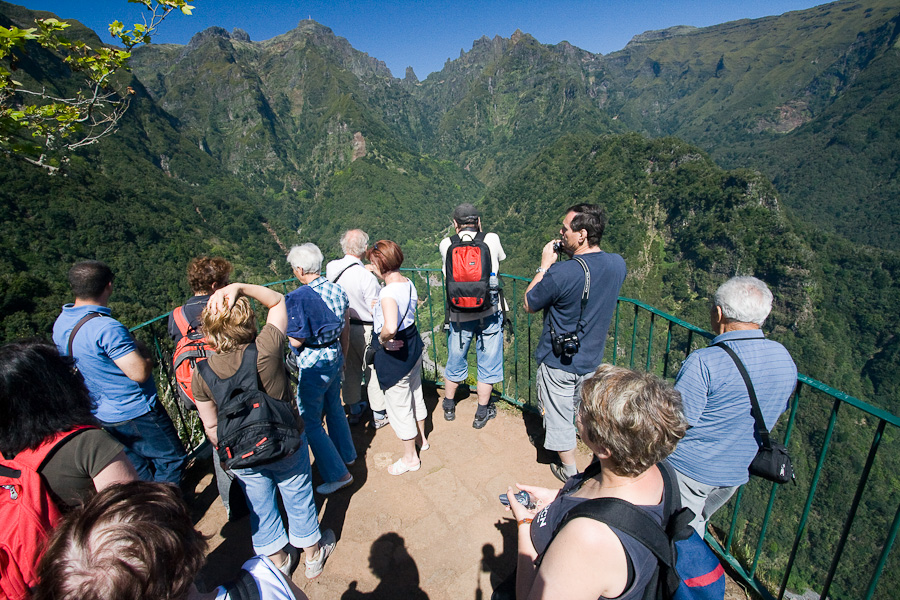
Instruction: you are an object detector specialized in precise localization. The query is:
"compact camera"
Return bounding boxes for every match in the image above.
[552,331,580,358]
[499,490,536,510]
[552,240,564,254]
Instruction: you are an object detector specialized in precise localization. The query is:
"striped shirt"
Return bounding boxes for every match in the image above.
[668,329,797,487]
[296,277,348,369]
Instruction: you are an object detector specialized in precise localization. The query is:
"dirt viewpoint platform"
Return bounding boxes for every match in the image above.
[186,385,745,600]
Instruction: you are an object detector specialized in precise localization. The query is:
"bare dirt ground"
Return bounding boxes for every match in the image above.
[183,384,749,600]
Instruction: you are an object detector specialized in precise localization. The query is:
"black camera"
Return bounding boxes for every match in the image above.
[553,240,564,254]
[552,331,580,358]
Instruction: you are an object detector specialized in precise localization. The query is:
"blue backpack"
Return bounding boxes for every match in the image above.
[546,461,725,600]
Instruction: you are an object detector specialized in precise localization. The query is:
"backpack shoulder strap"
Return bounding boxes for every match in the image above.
[172,306,193,337]
[554,498,676,568]
[66,312,106,357]
[197,343,261,407]
[474,231,487,243]
[223,568,262,600]
[10,426,95,471]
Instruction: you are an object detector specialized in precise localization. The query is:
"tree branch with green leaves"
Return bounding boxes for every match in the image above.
[0,0,194,171]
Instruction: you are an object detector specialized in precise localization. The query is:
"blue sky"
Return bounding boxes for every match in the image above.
[17,0,828,78]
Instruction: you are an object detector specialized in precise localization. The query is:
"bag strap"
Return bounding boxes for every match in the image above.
[197,343,262,413]
[8,426,95,470]
[66,312,105,357]
[547,257,589,338]
[223,568,261,600]
[536,461,690,598]
[172,305,196,337]
[333,262,361,285]
[714,342,772,450]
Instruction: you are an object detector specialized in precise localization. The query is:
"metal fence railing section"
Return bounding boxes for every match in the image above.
[131,271,899,600]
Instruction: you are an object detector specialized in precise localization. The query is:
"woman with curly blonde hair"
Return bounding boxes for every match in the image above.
[502,364,688,600]
[193,282,336,580]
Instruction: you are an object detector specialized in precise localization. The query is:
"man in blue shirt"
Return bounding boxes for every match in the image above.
[53,261,186,484]
[525,204,627,482]
[668,276,797,534]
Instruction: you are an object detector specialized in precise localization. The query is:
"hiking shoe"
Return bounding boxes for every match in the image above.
[443,405,456,421]
[316,474,353,495]
[472,404,496,429]
[550,462,571,483]
[278,545,300,577]
[305,529,336,579]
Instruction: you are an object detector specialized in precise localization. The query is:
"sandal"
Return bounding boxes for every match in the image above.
[388,458,421,475]
[418,442,430,452]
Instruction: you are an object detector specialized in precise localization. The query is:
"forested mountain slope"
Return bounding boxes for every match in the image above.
[127,0,900,249]
[597,0,900,248]
[2,0,899,415]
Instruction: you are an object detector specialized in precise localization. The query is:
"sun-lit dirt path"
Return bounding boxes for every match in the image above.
[184,383,747,600]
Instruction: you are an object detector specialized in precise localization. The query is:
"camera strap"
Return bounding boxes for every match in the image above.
[547,256,590,337]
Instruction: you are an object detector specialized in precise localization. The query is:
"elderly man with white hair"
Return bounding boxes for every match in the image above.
[325,230,382,426]
[286,243,357,495]
[669,276,797,535]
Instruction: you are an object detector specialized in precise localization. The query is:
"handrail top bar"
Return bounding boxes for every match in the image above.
[617,297,713,337]
[130,272,896,427]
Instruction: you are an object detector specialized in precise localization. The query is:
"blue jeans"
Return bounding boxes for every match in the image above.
[296,357,357,482]
[232,435,321,554]
[445,312,504,384]
[101,401,186,485]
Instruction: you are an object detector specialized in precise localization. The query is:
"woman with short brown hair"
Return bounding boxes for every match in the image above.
[366,240,429,475]
[503,364,688,600]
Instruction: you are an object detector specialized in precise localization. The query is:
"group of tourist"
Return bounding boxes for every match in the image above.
[0,201,798,600]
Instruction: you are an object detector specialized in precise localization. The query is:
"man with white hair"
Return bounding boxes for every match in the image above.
[669,276,797,534]
[325,230,382,426]
[287,243,357,495]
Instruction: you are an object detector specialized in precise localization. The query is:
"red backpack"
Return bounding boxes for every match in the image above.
[0,427,92,600]
[171,305,215,410]
[445,231,492,313]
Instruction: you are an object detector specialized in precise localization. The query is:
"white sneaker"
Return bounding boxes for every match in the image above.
[305,529,336,579]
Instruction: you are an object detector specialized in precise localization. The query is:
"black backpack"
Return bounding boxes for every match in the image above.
[197,343,302,470]
[445,231,492,313]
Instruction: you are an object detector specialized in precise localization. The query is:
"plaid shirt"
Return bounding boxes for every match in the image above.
[296,276,349,369]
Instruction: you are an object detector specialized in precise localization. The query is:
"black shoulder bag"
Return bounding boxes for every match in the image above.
[715,342,795,484]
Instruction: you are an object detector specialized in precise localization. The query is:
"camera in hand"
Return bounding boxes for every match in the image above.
[553,240,563,254]
[500,490,536,510]
[552,331,580,358]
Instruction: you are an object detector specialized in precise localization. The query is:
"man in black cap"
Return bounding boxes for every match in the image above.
[439,203,507,429]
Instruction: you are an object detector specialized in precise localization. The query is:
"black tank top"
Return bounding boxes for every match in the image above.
[530,471,664,600]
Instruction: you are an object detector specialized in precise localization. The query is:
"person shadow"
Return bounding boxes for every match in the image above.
[341,533,429,600]
[479,518,518,600]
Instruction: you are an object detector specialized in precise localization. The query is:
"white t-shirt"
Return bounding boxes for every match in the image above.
[373,279,418,334]
[215,555,300,600]
[325,255,380,323]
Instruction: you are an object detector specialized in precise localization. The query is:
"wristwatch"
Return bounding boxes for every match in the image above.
[536,267,547,274]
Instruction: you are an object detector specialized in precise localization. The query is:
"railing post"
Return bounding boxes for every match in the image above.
[865,498,900,600]
[612,300,620,365]
[629,304,639,369]
[662,321,673,379]
[779,396,843,600]
[820,419,887,600]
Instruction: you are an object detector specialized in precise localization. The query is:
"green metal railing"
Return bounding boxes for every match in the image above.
[132,271,899,600]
